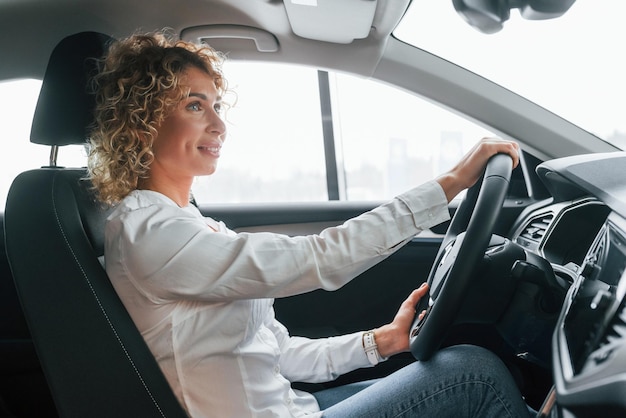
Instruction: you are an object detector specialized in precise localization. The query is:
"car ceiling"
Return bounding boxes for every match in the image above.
[0,0,617,160]
[0,0,408,82]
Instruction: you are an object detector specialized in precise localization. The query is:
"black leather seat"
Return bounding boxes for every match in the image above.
[4,32,188,418]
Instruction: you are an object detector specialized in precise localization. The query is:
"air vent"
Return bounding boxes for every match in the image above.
[516,213,553,251]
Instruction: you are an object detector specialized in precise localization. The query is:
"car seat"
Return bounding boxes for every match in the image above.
[4,31,188,418]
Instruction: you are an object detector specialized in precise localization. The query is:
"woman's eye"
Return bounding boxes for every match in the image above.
[187,102,202,111]
[214,103,223,114]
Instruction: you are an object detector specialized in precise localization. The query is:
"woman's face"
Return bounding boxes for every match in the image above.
[148,66,226,185]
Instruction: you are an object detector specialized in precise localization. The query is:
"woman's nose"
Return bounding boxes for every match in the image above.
[208,111,226,136]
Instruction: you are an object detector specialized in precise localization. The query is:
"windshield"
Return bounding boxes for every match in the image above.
[395,0,626,150]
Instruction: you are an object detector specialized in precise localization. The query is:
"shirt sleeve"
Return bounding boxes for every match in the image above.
[267,314,370,383]
[106,180,449,303]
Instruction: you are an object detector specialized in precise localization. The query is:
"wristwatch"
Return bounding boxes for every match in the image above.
[362,330,387,365]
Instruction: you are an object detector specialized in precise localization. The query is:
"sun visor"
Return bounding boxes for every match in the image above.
[284,0,377,44]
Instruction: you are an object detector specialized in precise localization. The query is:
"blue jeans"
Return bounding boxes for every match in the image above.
[313,345,533,418]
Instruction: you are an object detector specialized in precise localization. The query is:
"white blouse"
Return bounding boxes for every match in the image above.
[104,180,449,418]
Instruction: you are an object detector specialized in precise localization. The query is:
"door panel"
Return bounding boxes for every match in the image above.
[200,197,530,340]
[200,202,447,330]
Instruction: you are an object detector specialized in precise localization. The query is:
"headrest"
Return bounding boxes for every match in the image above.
[30,31,114,146]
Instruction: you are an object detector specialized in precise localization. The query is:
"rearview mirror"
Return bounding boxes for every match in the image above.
[453,0,577,34]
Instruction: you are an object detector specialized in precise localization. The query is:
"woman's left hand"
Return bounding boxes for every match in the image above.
[373,282,429,358]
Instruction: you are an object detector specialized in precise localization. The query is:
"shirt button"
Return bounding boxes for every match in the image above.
[274,366,280,375]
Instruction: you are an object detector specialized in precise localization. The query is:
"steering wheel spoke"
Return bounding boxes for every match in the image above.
[430,232,467,300]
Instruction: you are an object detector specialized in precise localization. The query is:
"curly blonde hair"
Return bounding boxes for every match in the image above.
[87,31,227,205]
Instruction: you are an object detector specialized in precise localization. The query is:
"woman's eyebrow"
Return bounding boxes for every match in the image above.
[188,92,208,100]
[188,92,222,103]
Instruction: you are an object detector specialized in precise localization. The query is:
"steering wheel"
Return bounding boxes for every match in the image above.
[409,153,513,361]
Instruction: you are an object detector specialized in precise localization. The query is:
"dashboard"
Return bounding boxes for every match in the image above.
[511,152,626,417]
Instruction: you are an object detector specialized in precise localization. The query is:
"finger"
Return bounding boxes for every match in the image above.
[395,284,429,323]
[405,283,429,307]
[478,137,520,169]
[399,284,429,317]
[503,143,519,169]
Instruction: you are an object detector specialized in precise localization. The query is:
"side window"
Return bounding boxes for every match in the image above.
[192,62,328,203]
[0,80,46,207]
[0,68,498,208]
[329,73,494,200]
[0,80,91,208]
[193,62,495,204]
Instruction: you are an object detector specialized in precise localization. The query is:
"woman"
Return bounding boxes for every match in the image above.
[88,32,530,417]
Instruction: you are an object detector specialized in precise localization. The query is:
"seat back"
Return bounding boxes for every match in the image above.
[4,32,188,418]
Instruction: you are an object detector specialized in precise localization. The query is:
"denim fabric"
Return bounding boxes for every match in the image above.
[314,345,532,418]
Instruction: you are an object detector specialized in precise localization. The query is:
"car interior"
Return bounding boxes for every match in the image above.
[1,0,625,417]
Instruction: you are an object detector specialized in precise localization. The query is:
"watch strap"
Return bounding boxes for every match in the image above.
[362,330,386,365]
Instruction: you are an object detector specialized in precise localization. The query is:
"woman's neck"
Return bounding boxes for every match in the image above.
[137,177,192,208]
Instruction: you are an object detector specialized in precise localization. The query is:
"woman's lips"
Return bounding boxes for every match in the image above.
[198,143,221,157]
